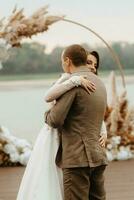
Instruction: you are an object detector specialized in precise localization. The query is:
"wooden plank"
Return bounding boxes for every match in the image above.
[0,160,134,200]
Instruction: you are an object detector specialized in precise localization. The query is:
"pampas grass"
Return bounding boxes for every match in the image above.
[105,71,134,161]
[0,5,64,47]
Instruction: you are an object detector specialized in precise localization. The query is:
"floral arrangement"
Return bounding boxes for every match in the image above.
[0,5,64,47]
[0,126,32,166]
[105,72,134,161]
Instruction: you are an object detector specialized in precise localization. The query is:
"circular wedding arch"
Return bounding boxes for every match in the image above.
[59,18,126,88]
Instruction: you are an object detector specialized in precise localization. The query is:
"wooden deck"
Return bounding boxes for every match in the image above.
[0,160,134,200]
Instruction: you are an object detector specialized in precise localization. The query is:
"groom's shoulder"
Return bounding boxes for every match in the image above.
[87,72,105,85]
[86,73,106,95]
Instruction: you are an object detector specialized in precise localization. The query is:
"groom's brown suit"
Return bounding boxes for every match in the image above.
[45,67,108,200]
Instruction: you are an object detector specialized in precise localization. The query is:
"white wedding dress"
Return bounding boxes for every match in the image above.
[17,73,107,200]
[17,124,63,200]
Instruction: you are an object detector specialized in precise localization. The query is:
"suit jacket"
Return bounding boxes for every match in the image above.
[45,67,108,168]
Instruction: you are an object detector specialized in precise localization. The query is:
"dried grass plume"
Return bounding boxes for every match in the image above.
[0,5,64,47]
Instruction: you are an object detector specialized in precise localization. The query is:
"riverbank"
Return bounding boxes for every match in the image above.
[0,75,133,91]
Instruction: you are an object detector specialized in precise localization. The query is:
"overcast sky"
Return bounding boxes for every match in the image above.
[0,0,134,52]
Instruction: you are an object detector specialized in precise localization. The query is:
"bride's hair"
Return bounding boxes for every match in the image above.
[87,51,100,75]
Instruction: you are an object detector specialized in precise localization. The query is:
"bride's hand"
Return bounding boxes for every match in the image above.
[80,76,96,94]
[99,134,107,147]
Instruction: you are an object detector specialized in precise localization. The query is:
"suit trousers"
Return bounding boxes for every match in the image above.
[63,165,106,200]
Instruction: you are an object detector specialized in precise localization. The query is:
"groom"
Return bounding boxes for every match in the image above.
[45,44,108,200]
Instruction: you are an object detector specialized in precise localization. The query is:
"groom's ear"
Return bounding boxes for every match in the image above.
[65,57,70,66]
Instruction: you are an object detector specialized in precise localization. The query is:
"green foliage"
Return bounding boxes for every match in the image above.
[0,42,134,75]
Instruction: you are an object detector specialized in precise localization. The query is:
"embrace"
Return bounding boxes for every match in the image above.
[17,44,108,200]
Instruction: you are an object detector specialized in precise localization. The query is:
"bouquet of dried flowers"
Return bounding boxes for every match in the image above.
[0,5,64,47]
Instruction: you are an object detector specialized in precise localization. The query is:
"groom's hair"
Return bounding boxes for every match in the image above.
[63,44,87,67]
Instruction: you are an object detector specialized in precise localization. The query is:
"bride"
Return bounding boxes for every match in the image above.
[16,53,107,200]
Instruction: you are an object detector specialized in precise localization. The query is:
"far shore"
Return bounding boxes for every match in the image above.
[0,75,134,90]
[0,79,54,90]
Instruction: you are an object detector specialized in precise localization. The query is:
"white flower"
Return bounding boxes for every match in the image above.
[117,146,133,160]
[22,147,32,153]
[3,143,17,154]
[15,139,32,151]
[111,136,121,145]
[106,150,114,161]
[10,152,20,163]
[19,151,31,166]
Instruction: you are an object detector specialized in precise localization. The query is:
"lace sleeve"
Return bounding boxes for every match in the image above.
[44,75,82,102]
[100,121,107,137]
[54,73,71,85]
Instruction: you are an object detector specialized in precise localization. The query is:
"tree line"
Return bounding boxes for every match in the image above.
[0,42,134,74]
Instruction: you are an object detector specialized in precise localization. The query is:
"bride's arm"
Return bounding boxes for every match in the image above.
[44,74,82,102]
[53,73,71,84]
